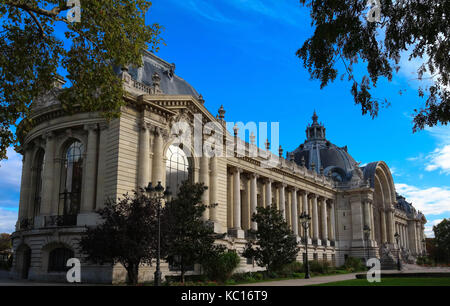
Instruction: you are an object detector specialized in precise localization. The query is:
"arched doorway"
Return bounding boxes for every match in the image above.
[16,244,32,279]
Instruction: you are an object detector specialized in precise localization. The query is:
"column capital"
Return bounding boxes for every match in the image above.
[298,189,309,196]
[264,178,273,184]
[84,123,98,132]
[139,121,151,131]
[99,122,109,131]
[42,131,55,140]
[250,173,259,179]
[308,192,318,199]
[231,167,243,174]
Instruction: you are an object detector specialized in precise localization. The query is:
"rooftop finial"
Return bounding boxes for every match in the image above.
[312,110,318,124]
[218,105,225,120]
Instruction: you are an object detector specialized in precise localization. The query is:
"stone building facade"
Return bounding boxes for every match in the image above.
[10,51,427,283]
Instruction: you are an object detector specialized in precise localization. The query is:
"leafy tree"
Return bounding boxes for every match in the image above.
[161,181,226,283]
[297,0,449,131]
[242,206,299,274]
[78,190,158,285]
[0,233,11,252]
[202,250,241,284]
[0,0,163,160]
[433,218,450,264]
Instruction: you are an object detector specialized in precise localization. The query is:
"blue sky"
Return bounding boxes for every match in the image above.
[0,0,449,236]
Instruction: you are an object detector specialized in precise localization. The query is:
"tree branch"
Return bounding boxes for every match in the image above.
[4,1,69,18]
[23,8,46,38]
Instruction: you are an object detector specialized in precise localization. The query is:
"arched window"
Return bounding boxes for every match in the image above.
[48,247,74,272]
[33,150,45,217]
[60,141,84,216]
[165,144,190,195]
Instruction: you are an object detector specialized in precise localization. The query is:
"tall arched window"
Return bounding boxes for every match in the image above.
[33,150,45,217]
[60,141,84,216]
[48,247,74,272]
[165,144,190,195]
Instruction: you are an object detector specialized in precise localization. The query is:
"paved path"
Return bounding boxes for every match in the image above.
[238,273,359,286]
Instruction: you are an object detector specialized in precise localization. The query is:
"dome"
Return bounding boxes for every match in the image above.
[118,50,200,97]
[290,112,358,182]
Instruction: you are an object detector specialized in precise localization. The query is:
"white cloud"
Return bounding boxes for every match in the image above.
[0,208,17,234]
[0,147,22,191]
[423,126,450,175]
[425,145,450,174]
[424,219,444,238]
[395,183,450,216]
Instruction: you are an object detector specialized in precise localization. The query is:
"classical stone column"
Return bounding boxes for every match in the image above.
[230,168,244,238]
[199,155,210,221]
[320,197,328,243]
[96,123,108,209]
[387,208,395,243]
[137,122,150,189]
[369,202,375,241]
[233,167,242,230]
[18,148,32,222]
[265,179,272,207]
[364,200,372,237]
[40,132,55,216]
[250,173,258,231]
[291,188,298,236]
[152,127,164,185]
[380,209,387,243]
[279,183,286,219]
[329,200,336,241]
[311,194,319,243]
[209,156,218,222]
[81,124,98,213]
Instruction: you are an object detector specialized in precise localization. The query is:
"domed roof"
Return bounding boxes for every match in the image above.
[290,112,358,182]
[119,51,200,97]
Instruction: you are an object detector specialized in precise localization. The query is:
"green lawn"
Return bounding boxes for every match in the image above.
[314,277,450,286]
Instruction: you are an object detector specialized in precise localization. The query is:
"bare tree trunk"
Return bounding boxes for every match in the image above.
[126,262,139,285]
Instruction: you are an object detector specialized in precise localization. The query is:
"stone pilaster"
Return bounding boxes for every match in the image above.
[18,148,32,223]
[250,173,258,231]
[329,199,336,241]
[96,123,108,209]
[81,124,98,213]
[291,188,298,236]
[229,167,244,238]
[40,132,55,216]
[199,155,210,221]
[265,179,272,207]
[320,197,328,244]
[137,122,150,189]
[311,194,320,244]
[279,183,286,219]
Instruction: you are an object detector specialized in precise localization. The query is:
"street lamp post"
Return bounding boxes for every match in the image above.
[422,238,426,256]
[299,212,312,279]
[363,225,371,266]
[145,181,172,286]
[394,232,402,271]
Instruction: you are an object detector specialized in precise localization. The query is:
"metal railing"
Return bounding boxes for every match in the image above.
[44,215,77,227]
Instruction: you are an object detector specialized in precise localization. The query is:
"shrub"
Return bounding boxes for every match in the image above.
[343,256,366,272]
[278,261,303,276]
[416,256,433,266]
[203,250,241,283]
[309,260,331,274]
